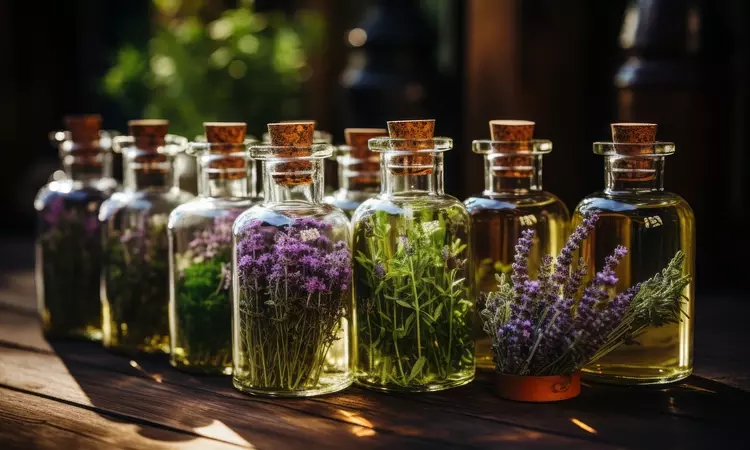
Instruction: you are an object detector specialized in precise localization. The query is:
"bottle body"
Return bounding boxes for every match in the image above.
[35,179,115,340]
[232,204,353,396]
[465,191,569,369]
[573,191,695,384]
[352,196,475,391]
[100,188,194,354]
[169,198,252,374]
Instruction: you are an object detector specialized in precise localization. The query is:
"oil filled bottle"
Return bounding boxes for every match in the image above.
[464,120,569,370]
[573,123,695,384]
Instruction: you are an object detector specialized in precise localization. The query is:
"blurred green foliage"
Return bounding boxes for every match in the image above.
[103,0,324,137]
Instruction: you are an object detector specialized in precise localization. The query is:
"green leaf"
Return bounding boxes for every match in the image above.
[408,356,427,382]
[395,300,414,310]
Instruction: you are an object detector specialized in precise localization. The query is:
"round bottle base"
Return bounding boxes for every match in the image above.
[355,374,474,393]
[582,366,692,385]
[233,374,353,398]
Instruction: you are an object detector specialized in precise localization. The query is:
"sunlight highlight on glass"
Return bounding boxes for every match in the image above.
[570,418,597,434]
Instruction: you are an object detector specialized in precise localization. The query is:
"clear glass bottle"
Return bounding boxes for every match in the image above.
[233,122,352,397]
[573,124,695,384]
[35,115,118,340]
[100,120,194,355]
[464,120,569,370]
[168,123,260,374]
[324,128,386,216]
[352,119,475,392]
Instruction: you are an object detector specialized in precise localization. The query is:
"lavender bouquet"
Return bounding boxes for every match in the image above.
[171,212,240,373]
[481,214,690,376]
[235,217,351,393]
[37,194,105,340]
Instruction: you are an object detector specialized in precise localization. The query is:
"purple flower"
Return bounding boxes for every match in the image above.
[374,263,386,279]
[43,196,66,226]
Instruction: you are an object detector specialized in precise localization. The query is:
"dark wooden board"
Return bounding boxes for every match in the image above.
[0,386,241,450]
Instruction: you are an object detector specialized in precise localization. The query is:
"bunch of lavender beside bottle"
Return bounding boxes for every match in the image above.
[481,214,690,376]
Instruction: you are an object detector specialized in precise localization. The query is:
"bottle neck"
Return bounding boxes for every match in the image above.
[123,154,175,192]
[338,161,380,194]
[197,156,255,198]
[380,152,444,196]
[484,154,542,194]
[62,151,111,182]
[262,159,325,204]
[604,155,665,193]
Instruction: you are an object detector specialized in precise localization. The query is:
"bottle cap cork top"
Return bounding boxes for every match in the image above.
[489,120,535,142]
[387,119,435,140]
[128,119,169,139]
[64,114,102,144]
[267,121,315,147]
[344,128,387,159]
[611,123,657,144]
[204,122,247,144]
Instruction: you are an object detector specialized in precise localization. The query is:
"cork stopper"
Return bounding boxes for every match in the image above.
[64,114,102,146]
[386,119,435,176]
[128,119,169,170]
[344,128,386,185]
[267,121,316,186]
[490,120,535,142]
[129,119,169,151]
[610,123,658,182]
[203,122,247,181]
[488,120,536,178]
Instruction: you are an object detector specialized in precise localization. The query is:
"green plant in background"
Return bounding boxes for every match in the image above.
[354,205,475,390]
[103,0,324,137]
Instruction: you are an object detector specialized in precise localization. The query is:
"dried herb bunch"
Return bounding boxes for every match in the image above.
[235,217,351,392]
[37,194,105,339]
[481,213,690,376]
[354,206,475,389]
[103,213,171,354]
[172,212,240,372]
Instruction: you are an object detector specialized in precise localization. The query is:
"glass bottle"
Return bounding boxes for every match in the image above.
[263,125,333,193]
[464,120,569,370]
[233,122,352,397]
[352,119,474,392]
[573,123,695,384]
[168,122,260,374]
[100,120,194,355]
[324,128,387,216]
[35,115,118,340]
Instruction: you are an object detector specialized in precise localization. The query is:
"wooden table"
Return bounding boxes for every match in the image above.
[1,261,749,449]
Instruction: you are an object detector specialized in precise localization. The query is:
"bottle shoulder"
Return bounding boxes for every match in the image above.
[352,194,469,224]
[464,190,570,216]
[100,188,195,220]
[35,180,112,211]
[168,197,254,229]
[575,190,694,218]
[233,202,349,236]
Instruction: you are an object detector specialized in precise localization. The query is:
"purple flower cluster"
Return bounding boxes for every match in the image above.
[237,217,351,298]
[188,212,241,261]
[42,195,99,240]
[483,213,643,375]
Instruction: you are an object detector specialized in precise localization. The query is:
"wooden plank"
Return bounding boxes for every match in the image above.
[0,345,439,449]
[0,386,241,450]
[0,308,608,448]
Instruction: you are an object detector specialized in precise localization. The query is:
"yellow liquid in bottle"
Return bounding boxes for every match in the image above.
[573,191,695,384]
[466,192,569,370]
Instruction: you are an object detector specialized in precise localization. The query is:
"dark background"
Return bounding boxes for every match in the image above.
[1,0,748,294]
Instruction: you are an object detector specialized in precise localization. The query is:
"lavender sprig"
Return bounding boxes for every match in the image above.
[481,214,690,376]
